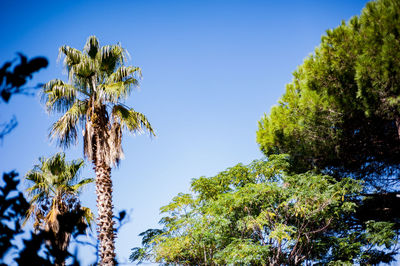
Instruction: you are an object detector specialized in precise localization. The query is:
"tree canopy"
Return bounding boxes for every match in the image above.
[25,152,93,231]
[0,53,48,140]
[131,156,398,265]
[257,0,400,192]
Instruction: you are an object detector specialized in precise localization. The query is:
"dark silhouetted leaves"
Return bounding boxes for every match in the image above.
[0,53,48,103]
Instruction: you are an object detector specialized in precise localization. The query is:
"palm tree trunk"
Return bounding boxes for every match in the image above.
[54,231,70,266]
[95,162,116,265]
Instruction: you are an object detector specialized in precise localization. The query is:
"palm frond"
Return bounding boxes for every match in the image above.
[59,45,97,86]
[25,169,43,183]
[23,205,35,226]
[66,158,85,185]
[59,45,84,69]
[27,183,52,197]
[100,80,137,103]
[52,155,84,186]
[81,206,94,228]
[25,171,51,196]
[84,36,99,59]
[70,56,98,83]
[112,105,155,136]
[99,66,141,102]
[43,79,77,113]
[99,44,127,75]
[71,178,94,192]
[49,101,88,148]
[47,152,67,177]
[107,66,142,83]
[28,191,47,205]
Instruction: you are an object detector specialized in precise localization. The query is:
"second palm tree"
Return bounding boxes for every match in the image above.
[25,153,93,265]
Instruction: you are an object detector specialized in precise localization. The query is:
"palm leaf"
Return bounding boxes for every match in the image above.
[25,171,52,197]
[100,66,141,102]
[70,56,98,81]
[100,80,137,103]
[81,206,94,228]
[43,79,78,113]
[29,191,47,204]
[49,101,88,148]
[84,36,99,59]
[59,45,84,67]
[112,104,155,136]
[107,66,141,83]
[65,158,85,184]
[100,44,127,75]
[71,178,94,192]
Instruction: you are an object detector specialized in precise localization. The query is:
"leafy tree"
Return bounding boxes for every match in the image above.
[0,54,48,140]
[256,0,400,193]
[0,172,30,262]
[131,156,398,265]
[0,53,48,103]
[24,152,93,266]
[42,36,155,265]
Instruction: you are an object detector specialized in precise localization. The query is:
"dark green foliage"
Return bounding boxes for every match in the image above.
[0,172,29,261]
[15,208,88,266]
[257,0,400,191]
[0,53,48,103]
[0,54,48,140]
[254,0,400,262]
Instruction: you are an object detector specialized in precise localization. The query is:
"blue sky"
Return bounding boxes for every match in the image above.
[0,0,369,264]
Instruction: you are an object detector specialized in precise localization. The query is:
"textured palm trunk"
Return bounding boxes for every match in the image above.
[49,197,70,266]
[95,162,116,265]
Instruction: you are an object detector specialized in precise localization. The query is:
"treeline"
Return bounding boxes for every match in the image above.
[131,0,400,264]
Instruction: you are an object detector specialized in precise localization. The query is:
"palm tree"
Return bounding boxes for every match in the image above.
[42,36,155,265]
[25,152,93,266]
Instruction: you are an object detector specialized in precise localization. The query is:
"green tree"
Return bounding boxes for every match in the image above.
[0,54,48,140]
[131,156,397,265]
[255,0,400,260]
[42,36,155,265]
[25,152,93,266]
[256,0,400,191]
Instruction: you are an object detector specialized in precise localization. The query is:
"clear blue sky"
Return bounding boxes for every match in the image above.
[0,0,369,264]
